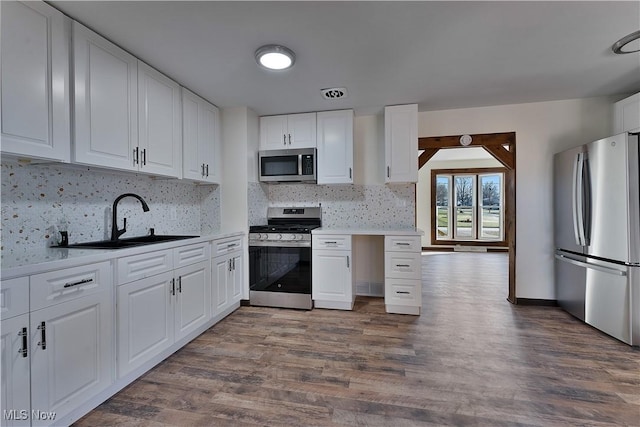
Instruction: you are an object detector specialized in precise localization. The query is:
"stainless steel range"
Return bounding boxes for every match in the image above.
[248,207,321,310]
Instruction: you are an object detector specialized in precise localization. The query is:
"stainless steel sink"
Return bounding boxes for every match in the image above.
[56,235,199,249]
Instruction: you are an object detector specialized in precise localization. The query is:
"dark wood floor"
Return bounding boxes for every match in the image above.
[76,252,639,426]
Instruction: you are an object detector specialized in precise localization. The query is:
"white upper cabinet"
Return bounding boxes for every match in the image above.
[260,112,316,150]
[182,88,221,183]
[74,22,182,178]
[613,93,639,134]
[316,110,354,184]
[384,104,418,183]
[1,1,71,162]
[137,61,182,178]
[73,21,138,171]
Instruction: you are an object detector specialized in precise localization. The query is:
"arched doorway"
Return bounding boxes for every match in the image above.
[418,132,516,303]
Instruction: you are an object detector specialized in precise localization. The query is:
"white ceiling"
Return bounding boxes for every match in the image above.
[50,1,640,116]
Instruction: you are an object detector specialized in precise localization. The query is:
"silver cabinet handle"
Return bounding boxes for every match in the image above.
[346,256,350,268]
[396,242,410,246]
[205,164,209,177]
[142,148,147,166]
[170,278,176,296]
[396,291,411,295]
[349,167,352,179]
[387,166,390,178]
[178,276,182,293]
[202,163,206,177]
[64,278,93,288]
[232,258,236,270]
[325,241,337,244]
[288,134,292,144]
[134,147,139,165]
[283,134,286,145]
[18,327,28,358]
[396,264,410,268]
[37,322,46,350]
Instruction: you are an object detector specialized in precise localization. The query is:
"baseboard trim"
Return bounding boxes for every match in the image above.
[516,298,558,307]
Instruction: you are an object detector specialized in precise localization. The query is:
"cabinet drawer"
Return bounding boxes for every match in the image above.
[174,242,210,268]
[385,252,422,280]
[312,235,352,250]
[385,278,422,307]
[117,249,173,285]
[212,236,243,257]
[30,261,112,311]
[385,235,421,252]
[1,276,29,320]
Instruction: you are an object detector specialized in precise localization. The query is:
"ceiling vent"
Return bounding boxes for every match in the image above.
[320,87,348,100]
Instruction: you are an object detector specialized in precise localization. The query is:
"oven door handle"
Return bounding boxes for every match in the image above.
[249,241,311,248]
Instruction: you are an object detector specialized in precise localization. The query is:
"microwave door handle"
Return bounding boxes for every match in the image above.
[298,154,303,175]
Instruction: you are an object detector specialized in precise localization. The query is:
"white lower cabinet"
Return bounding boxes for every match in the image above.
[384,235,422,315]
[30,291,113,426]
[116,271,174,378]
[1,265,113,427]
[312,235,354,310]
[117,244,211,378]
[174,261,210,340]
[1,234,245,426]
[1,314,31,427]
[211,236,244,316]
[212,252,242,316]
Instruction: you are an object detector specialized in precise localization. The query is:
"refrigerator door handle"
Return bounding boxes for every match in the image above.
[554,254,627,276]
[572,153,584,246]
[581,154,592,246]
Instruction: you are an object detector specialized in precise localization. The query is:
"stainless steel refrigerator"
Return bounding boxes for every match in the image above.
[554,132,639,346]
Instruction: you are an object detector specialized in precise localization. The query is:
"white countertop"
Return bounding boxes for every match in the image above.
[312,227,424,236]
[0,231,244,279]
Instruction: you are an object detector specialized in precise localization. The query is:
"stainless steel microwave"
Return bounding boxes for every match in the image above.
[259,148,316,183]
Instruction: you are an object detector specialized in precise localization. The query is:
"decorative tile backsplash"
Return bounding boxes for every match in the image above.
[267,183,415,228]
[1,161,219,256]
[247,182,269,226]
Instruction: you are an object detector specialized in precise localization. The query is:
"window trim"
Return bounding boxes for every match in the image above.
[430,167,508,247]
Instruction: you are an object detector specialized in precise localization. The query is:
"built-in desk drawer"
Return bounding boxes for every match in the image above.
[385,235,421,252]
[31,261,112,311]
[385,252,421,280]
[385,278,422,307]
[313,235,352,250]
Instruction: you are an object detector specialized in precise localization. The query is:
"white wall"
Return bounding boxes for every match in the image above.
[418,96,616,300]
[417,157,502,248]
[221,106,258,300]
[220,107,256,232]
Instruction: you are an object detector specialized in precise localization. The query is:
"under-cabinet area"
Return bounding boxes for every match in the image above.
[0,233,244,427]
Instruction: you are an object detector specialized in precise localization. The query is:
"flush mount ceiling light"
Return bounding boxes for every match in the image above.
[255,45,296,70]
[612,30,640,54]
